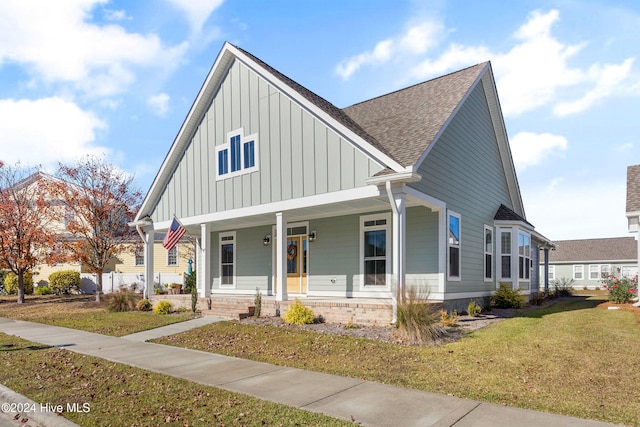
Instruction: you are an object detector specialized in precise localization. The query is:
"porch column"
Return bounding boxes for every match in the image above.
[143,230,154,299]
[386,182,406,323]
[543,247,550,294]
[634,233,640,307]
[276,211,288,302]
[199,223,212,298]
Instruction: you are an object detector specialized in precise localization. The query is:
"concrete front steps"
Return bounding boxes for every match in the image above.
[149,294,394,326]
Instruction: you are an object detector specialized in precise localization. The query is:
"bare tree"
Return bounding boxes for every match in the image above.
[55,156,142,302]
[0,163,59,303]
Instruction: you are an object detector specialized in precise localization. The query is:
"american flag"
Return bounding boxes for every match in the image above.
[163,218,186,251]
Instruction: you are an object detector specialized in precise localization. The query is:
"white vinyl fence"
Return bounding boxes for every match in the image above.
[80,272,183,294]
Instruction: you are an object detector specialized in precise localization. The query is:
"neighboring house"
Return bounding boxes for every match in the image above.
[540,237,638,289]
[131,42,554,312]
[626,165,640,286]
[12,173,192,291]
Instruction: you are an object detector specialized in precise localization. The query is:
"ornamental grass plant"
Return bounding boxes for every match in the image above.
[396,286,444,344]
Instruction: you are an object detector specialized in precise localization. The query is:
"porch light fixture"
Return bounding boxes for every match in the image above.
[263,235,271,246]
[308,231,317,242]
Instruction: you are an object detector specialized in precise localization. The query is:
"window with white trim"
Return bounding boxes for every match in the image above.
[447,212,461,280]
[484,226,493,280]
[167,246,178,266]
[216,128,258,180]
[573,265,584,280]
[361,214,390,287]
[589,264,611,280]
[539,265,555,281]
[518,231,531,280]
[134,246,144,266]
[219,232,236,287]
[501,231,512,279]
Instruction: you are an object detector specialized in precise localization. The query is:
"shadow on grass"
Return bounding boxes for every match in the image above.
[515,296,604,319]
[1,343,51,352]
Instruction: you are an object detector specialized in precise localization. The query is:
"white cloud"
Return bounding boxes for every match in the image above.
[525,179,628,240]
[0,0,188,98]
[166,0,224,34]
[510,132,568,171]
[553,58,634,116]
[103,8,129,21]
[147,93,170,117]
[336,20,444,80]
[0,97,108,170]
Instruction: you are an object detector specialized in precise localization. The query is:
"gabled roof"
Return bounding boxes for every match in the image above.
[343,63,487,167]
[494,204,532,226]
[626,164,640,214]
[136,42,525,222]
[548,237,638,263]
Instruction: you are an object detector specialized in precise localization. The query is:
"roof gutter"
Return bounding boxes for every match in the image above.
[365,171,421,186]
[129,217,153,242]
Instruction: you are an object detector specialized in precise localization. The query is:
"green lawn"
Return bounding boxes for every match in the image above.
[155,297,640,427]
[0,333,351,426]
[0,294,194,336]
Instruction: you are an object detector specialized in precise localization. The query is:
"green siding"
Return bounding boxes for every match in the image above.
[151,60,383,223]
[410,81,510,295]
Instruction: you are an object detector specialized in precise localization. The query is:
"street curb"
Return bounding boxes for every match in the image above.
[0,384,80,427]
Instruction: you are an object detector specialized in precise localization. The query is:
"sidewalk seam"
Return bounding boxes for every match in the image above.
[449,402,481,426]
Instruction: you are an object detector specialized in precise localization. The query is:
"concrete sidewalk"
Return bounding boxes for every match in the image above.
[0,317,621,427]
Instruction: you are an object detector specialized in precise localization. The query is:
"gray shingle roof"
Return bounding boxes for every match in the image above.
[547,237,638,263]
[494,204,533,226]
[626,164,640,213]
[342,63,488,167]
[235,44,487,169]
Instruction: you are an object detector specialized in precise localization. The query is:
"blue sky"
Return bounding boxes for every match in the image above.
[1,0,639,240]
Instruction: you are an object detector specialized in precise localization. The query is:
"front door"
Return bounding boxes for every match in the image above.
[286,235,307,294]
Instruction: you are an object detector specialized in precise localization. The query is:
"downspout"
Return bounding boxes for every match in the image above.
[386,180,399,323]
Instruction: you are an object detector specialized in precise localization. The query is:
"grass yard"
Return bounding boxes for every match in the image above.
[155,297,640,427]
[0,294,194,336]
[0,333,351,426]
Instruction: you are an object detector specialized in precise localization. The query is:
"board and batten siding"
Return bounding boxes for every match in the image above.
[152,60,383,223]
[410,81,511,295]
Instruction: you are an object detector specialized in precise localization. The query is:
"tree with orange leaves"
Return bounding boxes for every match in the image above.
[0,163,59,303]
[55,156,142,302]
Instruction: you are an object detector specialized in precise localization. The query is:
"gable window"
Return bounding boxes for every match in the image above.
[361,214,390,287]
[134,246,144,266]
[447,211,461,280]
[484,226,493,281]
[167,246,178,266]
[219,232,235,287]
[573,265,584,280]
[518,232,531,280]
[216,128,258,180]
[501,231,511,279]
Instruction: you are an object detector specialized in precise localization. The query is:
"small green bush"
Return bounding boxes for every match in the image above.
[283,299,315,325]
[153,300,173,315]
[108,289,140,312]
[184,270,196,294]
[35,285,52,295]
[440,309,459,327]
[396,287,443,344]
[4,271,34,295]
[552,277,574,298]
[136,298,152,312]
[466,300,482,317]
[602,275,637,304]
[48,270,80,295]
[491,282,523,309]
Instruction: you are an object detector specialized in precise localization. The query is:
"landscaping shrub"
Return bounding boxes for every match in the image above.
[153,300,173,315]
[529,292,547,306]
[254,287,262,318]
[395,287,444,344]
[184,270,196,294]
[4,271,34,295]
[108,289,140,312]
[602,275,637,304]
[136,298,152,312]
[48,270,80,295]
[440,309,459,327]
[552,277,574,298]
[34,285,52,295]
[283,299,315,325]
[491,282,523,308]
[466,300,482,317]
